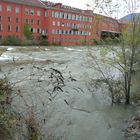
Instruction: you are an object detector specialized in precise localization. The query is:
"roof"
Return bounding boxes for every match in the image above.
[42,1,93,16]
[2,0,46,8]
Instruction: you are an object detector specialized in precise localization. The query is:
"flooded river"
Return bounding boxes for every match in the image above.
[0,46,133,140]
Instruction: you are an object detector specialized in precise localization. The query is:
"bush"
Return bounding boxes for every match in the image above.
[132,93,140,103]
[93,37,120,46]
[0,77,11,98]
[38,39,50,46]
[24,24,32,39]
[1,37,51,46]
[0,77,13,140]
[1,36,22,46]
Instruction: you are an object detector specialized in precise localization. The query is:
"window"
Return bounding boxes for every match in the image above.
[16,18,19,23]
[0,5,2,11]
[89,17,92,22]
[52,21,55,26]
[7,5,11,12]
[72,15,75,20]
[37,28,40,33]
[25,19,29,23]
[25,8,29,15]
[16,26,19,32]
[59,30,61,34]
[38,28,41,33]
[45,11,48,17]
[57,21,60,26]
[59,12,63,18]
[8,17,11,22]
[30,28,33,33]
[30,9,34,15]
[55,12,59,18]
[52,29,55,34]
[52,11,55,18]
[76,15,79,20]
[37,20,40,25]
[15,7,19,13]
[61,23,64,27]
[31,19,34,24]
[68,14,71,19]
[33,28,35,33]
[8,24,11,32]
[37,10,41,16]
[56,30,59,34]
[63,30,66,34]
[64,13,67,19]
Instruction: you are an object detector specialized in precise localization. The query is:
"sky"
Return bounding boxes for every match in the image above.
[43,0,140,19]
[43,0,123,18]
[45,0,91,10]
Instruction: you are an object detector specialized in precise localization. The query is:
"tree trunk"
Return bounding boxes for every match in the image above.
[125,91,130,104]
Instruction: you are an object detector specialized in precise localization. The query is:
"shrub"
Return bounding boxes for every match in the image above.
[1,36,22,46]
[132,93,140,103]
[38,39,50,46]
[0,77,13,140]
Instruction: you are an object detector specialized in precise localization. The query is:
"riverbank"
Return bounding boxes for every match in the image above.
[124,104,140,140]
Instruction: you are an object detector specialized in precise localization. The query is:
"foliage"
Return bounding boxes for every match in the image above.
[94,37,120,45]
[38,39,50,46]
[88,0,140,104]
[0,77,14,140]
[1,36,22,46]
[24,24,32,39]
[132,93,140,103]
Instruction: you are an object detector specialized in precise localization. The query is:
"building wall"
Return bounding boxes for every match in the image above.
[21,5,45,39]
[45,7,93,45]
[0,0,122,45]
[0,2,22,39]
[0,1,45,39]
[93,14,121,41]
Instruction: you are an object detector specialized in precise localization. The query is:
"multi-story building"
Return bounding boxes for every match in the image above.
[0,0,46,40]
[93,14,121,41]
[43,2,93,45]
[0,0,122,45]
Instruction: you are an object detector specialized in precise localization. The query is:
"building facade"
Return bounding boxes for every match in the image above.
[0,0,122,45]
[93,14,121,41]
[0,0,46,40]
[43,2,93,45]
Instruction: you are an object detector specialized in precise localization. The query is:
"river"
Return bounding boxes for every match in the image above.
[0,46,133,140]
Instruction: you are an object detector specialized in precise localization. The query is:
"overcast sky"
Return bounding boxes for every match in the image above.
[44,0,124,18]
[46,0,90,10]
[44,0,140,19]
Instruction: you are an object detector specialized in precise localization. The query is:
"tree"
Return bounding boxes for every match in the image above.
[88,0,140,104]
[24,24,32,39]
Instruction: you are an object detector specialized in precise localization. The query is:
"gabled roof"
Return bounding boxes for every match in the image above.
[2,0,46,8]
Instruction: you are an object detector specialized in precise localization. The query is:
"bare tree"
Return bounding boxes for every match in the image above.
[88,0,140,104]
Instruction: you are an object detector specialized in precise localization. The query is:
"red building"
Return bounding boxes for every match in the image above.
[93,14,121,41]
[43,2,93,45]
[0,0,46,40]
[0,0,121,45]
